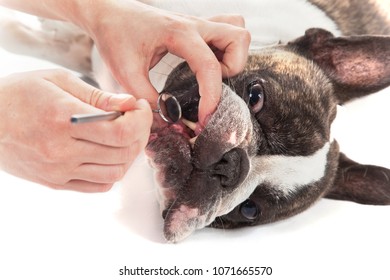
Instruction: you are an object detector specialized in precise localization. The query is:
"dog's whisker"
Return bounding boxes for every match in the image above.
[164,196,179,222]
[216,216,226,230]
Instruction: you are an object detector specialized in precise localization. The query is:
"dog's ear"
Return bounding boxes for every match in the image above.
[325,153,390,205]
[288,28,390,103]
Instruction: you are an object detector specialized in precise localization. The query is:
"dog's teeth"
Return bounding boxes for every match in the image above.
[182,118,197,131]
[189,136,198,147]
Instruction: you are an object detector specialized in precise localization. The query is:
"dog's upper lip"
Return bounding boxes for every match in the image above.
[148,121,204,153]
[149,102,205,146]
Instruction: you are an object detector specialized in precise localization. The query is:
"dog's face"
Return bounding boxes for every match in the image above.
[146,29,390,242]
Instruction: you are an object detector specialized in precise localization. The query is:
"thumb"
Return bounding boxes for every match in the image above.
[120,72,159,110]
[84,89,137,112]
[96,93,137,112]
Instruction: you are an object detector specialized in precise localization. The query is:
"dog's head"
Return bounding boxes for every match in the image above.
[146,28,390,242]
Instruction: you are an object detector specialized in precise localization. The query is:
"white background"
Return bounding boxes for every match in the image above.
[0,10,389,280]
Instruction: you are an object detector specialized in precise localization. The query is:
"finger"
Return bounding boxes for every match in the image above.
[45,70,138,111]
[166,34,222,125]
[70,99,152,147]
[200,22,251,77]
[111,55,160,109]
[49,180,115,193]
[72,139,143,165]
[207,14,246,28]
[72,163,130,184]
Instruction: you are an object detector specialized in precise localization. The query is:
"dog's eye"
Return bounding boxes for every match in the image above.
[239,199,259,220]
[246,80,265,113]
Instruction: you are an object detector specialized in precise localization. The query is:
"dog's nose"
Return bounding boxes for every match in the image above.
[162,209,168,220]
[211,148,250,188]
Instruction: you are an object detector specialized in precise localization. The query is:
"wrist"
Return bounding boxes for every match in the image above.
[70,0,144,40]
[62,0,106,35]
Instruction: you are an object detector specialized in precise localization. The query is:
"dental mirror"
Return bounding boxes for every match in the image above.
[70,92,182,124]
[155,92,182,123]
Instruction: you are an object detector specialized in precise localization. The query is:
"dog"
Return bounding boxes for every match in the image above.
[1,0,389,243]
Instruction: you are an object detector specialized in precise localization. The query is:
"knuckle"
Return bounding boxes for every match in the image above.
[106,165,126,182]
[166,18,190,32]
[48,68,74,81]
[88,87,106,108]
[140,105,153,124]
[49,181,69,191]
[38,142,57,163]
[115,111,152,147]
[235,15,246,27]
[44,170,67,187]
[96,184,114,193]
[137,109,153,133]
[49,184,64,191]
[44,145,68,164]
[120,146,133,163]
[130,141,143,160]
[114,122,131,146]
[121,144,141,164]
[227,14,246,27]
[163,19,192,46]
[36,140,50,160]
[238,28,251,45]
[208,14,245,27]
[203,57,222,72]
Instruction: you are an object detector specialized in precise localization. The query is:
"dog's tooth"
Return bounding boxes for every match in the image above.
[182,118,197,131]
[189,135,198,147]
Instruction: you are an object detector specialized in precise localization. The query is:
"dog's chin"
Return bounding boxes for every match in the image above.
[145,112,205,243]
[145,113,201,212]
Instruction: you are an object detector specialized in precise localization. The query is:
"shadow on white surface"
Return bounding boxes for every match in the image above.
[117,156,166,243]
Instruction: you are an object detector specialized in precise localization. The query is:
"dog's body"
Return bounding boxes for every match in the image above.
[1,0,389,243]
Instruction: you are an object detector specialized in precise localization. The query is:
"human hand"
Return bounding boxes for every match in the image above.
[82,1,251,126]
[0,70,152,192]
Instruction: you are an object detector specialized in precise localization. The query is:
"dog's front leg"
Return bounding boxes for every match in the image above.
[0,15,93,76]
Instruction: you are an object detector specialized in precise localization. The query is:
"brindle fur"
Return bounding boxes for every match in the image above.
[209,0,390,229]
[159,32,390,232]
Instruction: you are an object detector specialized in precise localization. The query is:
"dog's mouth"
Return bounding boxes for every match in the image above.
[146,91,203,213]
[145,94,205,242]
[145,84,254,242]
[149,118,202,149]
[146,89,198,195]
[148,79,205,150]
